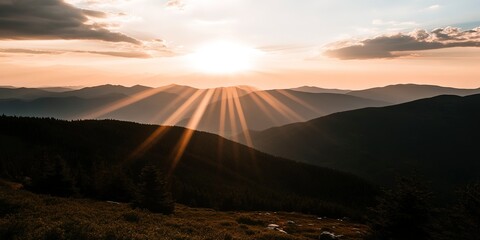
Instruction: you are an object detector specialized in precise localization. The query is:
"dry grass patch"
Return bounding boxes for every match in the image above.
[0,186,369,239]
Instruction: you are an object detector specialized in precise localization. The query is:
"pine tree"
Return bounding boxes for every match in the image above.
[135,165,174,214]
[30,155,76,197]
[368,177,434,240]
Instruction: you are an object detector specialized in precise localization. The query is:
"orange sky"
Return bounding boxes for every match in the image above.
[0,0,479,89]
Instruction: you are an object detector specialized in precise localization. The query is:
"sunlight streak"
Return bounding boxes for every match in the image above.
[148,87,198,123]
[246,90,280,126]
[226,89,239,142]
[82,85,174,119]
[168,88,215,176]
[253,90,304,122]
[216,89,228,161]
[231,88,253,147]
[130,89,206,158]
[276,89,320,114]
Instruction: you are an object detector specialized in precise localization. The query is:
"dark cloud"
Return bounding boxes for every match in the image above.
[325,26,480,60]
[0,0,140,44]
[0,48,151,58]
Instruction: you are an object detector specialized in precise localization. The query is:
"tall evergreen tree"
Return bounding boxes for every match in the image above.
[436,183,480,240]
[368,177,434,240]
[135,165,174,214]
[30,155,76,197]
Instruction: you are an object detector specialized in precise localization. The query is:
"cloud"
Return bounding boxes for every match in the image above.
[0,0,140,44]
[372,19,417,27]
[0,48,151,58]
[165,0,185,10]
[324,26,480,60]
[427,4,440,10]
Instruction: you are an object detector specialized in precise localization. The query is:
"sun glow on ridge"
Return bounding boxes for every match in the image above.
[189,41,260,74]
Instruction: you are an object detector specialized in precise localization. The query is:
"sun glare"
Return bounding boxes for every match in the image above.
[189,41,259,74]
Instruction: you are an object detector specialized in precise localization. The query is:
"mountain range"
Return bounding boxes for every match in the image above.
[3,83,479,137]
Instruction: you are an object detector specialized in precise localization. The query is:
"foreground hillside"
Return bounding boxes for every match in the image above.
[0,186,370,240]
[243,94,480,199]
[0,116,376,217]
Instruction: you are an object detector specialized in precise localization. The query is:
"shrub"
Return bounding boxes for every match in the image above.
[236,216,265,226]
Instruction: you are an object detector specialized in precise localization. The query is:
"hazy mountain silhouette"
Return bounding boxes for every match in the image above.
[0,85,150,100]
[241,94,480,200]
[0,87,55,100]
[38,87,75,92]
[0,94,127,119]
[56,84,152,98]
[0,85,387,135]
[178,89,388,136]
[0,116,377,215]
[289,86,351,94]
[347,84,480,104]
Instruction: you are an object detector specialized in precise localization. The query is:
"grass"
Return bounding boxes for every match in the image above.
[0,184,369,240]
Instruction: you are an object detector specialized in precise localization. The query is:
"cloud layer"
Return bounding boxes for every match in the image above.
[0,0,140,44]
[0,48,151,58]
[325,26,480,59]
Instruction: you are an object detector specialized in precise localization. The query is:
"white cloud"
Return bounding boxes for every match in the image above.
[427,4,440,10]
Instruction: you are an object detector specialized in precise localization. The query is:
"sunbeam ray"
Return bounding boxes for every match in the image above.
[82,85,174,119]
[231,87,253,147]
[276,89,320,114]
[130,89,207,159]
[168,88,216,176]
[253,90,304,122]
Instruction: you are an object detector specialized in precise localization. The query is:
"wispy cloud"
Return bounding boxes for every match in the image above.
[0,48,151,58]
[324,26,480,60]
[372,19,418,27]
[427,4,441,10]
[165,0,185,10]
[0,0,140,44]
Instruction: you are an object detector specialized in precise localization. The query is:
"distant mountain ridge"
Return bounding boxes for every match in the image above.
[0,84,388,136]
[1,83,479,137]
[289,86,351,94]
[347,84,480,104]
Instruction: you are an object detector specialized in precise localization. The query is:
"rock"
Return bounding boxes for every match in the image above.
[287,220,295,225]
[276,228,288,234]
[267,224,279,230]
[319,231,337,240]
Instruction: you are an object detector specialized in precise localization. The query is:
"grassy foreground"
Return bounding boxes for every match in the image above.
[0,185,369,240]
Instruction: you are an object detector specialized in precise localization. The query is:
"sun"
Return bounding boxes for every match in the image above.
[189,41,259,74]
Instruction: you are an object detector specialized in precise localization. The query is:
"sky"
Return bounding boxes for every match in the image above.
[0,0,479,89]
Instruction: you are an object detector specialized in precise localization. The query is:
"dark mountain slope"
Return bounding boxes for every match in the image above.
[0,116,377,216]
[243,94,480,199]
